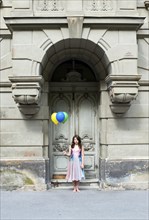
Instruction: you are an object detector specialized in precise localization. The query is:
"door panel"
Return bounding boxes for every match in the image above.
[75,93,98,178]
[50,93,73,178]
[49,90,99,179]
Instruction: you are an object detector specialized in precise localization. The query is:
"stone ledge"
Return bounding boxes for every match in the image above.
[4,16,145,31]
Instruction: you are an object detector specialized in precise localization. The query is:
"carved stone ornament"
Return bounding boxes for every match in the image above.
[9,76,43,116]
[85,0,113,12]
[144,1,149,10]
[83,143,94,151]
[53,144,68,152]
[105,75,141,114]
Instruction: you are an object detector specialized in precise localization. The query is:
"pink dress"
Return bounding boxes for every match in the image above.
[66,147,85,182]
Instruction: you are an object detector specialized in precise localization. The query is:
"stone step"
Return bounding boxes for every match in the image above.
[50,178,100,189]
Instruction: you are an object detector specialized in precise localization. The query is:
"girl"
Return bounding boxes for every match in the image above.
[63,135,85,192]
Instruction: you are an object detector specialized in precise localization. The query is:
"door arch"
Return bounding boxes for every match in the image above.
[42,38,110,82]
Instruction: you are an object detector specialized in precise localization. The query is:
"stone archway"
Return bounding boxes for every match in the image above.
[42,38,109,82]
[41,38,110,184]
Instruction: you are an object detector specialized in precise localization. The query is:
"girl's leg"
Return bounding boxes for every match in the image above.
[76,181,80,192]
[73,181,77,192]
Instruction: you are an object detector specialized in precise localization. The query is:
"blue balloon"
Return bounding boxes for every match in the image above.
[56,112,65,123]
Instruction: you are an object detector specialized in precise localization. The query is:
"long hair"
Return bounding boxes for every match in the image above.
[71,135,82,150]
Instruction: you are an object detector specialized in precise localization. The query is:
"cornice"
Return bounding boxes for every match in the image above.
[8,76,43,84]
[137,29,149,38]
[139,80,149,86]
[4,16,145,31]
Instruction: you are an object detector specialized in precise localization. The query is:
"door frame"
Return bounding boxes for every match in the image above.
[48,82,100,181]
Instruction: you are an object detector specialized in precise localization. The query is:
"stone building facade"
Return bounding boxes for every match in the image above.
[0,0,149,190]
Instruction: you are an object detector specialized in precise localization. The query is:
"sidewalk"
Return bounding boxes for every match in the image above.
[1,189,149,220]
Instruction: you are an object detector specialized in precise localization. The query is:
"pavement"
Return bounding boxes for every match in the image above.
[0,189,149,220]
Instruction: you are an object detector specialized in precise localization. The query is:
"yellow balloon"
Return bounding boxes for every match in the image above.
[51,113,59,125]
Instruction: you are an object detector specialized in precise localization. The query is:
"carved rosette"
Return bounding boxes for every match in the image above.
[9,76,43,116]
[105,75,141,114]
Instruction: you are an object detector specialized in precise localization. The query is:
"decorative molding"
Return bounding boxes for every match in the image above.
[139,80,149,86]
[105,75,141,114]
[55,134,68,141]
[85,0,113,12]
[0,82,11,87]
[9,76,43,117]
[53,143,94,152]
[35,0,64,12]
[53,144,68,152]
[144,1,149,10]
[83,143,94,151]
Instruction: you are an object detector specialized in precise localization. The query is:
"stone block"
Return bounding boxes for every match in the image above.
[107,45,137,62]
[118,0,137,10]
[0,159,48,191]
[0,38,11,55]
[33,30,49,48]
[1,120,44,145]
[88,29,107,44]
[13,31,32,45]
[138,39,149,70]
[12,45,45,62]
[121,59,138,75]
[108,144,149,159]
[107,131,148,144]
[102,30,119,48]
[43,29,63,44]
[66,0,82,12]
[119,30,137,44]
[0,68,12,82]
[0,106,49,119]
[0,53,12,70]
[107,118,148,131]
[12,0,30,9]
[0,92,16,107]
[61,28,69,39]
[0,146,43,158]
[99,158,149,189]
[13,60,32,76]
[1,132,43,146]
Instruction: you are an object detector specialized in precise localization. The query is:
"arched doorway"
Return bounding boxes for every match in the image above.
[42,39,109,185]
[49,59,99,181]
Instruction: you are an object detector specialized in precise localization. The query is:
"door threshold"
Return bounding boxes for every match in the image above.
[50,178,100,189]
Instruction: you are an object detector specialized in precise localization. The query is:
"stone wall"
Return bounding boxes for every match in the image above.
[0,0,148,190]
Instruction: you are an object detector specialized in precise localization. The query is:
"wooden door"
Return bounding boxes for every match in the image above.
[49,85,99,180]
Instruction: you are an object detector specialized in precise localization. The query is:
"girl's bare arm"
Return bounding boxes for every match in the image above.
[63,145,71,156]
[81,146,85,168]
